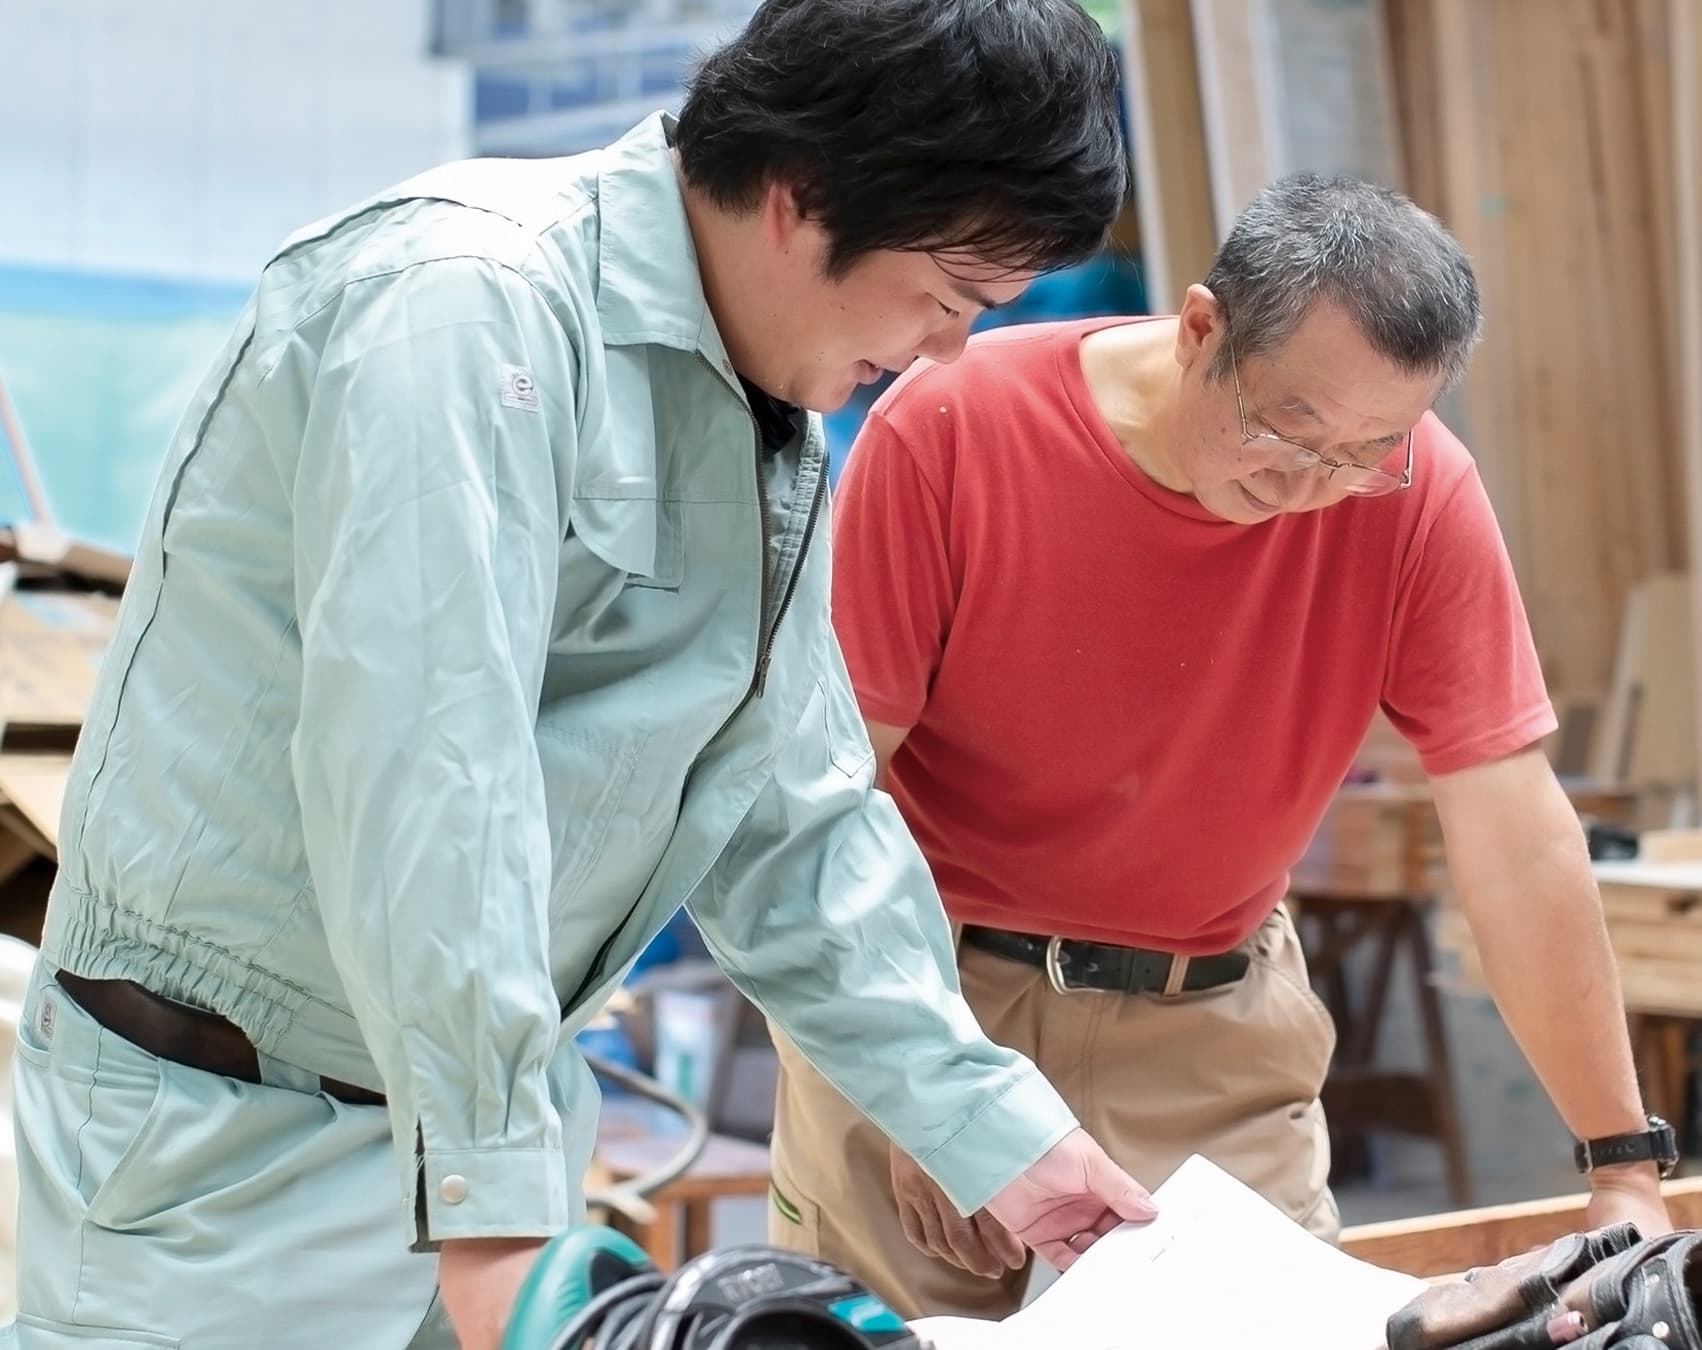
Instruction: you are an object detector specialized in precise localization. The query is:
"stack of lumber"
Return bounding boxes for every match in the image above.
[1291,783,1443,900]
[1438,831,1702,1019]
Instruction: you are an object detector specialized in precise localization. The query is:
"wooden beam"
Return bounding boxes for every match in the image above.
[1120,0,1219,310]
[1381,0,1440,211]
[1677,0,1702,799]
[1414,0,1527,588]
[1342,1175,1702,1277]
[1189,0,1279,231]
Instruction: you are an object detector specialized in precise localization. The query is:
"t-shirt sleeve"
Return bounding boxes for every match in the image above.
[1382,435,1557,776]
[830,405,957,729]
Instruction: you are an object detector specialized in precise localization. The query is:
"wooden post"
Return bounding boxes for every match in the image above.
[1678,0,1702,790]
[1119,0,1219,310]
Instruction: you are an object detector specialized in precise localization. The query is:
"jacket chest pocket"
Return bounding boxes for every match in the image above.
[569,491,683,589]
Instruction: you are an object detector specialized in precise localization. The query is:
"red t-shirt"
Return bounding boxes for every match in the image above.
[831,317,1555,953]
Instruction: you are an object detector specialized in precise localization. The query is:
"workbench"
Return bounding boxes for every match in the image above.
[1288,783,1471,1205]
[1439,845,1702,1156]
[1295,778,1647,1204]
[1340,1174,1702,1277]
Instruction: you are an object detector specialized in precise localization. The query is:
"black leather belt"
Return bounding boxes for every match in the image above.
[55,970,385,1107]
[961,926,1250,996]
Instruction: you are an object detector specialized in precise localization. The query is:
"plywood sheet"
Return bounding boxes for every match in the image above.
[1393,1,1682,699]
[1591,573,1696,786]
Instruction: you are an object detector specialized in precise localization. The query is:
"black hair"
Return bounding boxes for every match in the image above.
[676,0,1127,279]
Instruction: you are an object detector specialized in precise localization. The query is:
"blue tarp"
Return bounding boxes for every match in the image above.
[0,265,249,551]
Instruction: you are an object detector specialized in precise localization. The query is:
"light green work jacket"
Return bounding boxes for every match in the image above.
[43,114,1074,1247]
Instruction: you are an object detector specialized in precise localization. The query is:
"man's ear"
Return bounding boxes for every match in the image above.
[1175,284,1224,373]
[759,178,810,251]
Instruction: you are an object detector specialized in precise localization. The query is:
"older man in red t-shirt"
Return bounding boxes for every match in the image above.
[765,176,1672,1319]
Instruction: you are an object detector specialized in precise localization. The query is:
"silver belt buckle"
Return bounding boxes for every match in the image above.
[1045,937,1108,996]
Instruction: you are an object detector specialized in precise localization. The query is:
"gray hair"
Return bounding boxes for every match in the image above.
[1204,174,1482,388]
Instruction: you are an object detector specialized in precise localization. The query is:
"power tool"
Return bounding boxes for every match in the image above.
[501,1226,926,1350]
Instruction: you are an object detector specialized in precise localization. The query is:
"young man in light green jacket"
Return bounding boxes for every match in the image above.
[6,3,1152,1347]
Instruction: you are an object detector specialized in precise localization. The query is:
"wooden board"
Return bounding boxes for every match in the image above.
[1290,783,1442,899]
[1593,860,1702,892]
[1591,573,1696,786]
[1381,0,1441,210]
[1,524,130,590]
[1190,0,1404,234]
[1390,1,1682,702]
[1189,0,1278,230]
[0,753,71,853]
[1679,0,1702,793]
[1120,0,1219,309]
[1341,1175,1702,1277]
[0,591,116,738]
[1261,0,1404,186]
[1439,863,1702,1018]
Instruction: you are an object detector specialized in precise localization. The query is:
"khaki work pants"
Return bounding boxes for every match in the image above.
[767,906,1338,1321]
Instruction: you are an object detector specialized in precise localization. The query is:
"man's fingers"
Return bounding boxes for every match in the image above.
[892,1145,1020,1278]
[913,1189,958,1266]
[973,1209,1027,1271]
[1033,1223,1112,1273]
[1082,1210,1125,1242]
[1089,1152,1158,1223]
[941,1213,1005,1279]
[896,1193,931,1257]
[891,1151,941,1260]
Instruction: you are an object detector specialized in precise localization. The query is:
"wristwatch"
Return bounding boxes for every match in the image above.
[1573,1114,1680,1178]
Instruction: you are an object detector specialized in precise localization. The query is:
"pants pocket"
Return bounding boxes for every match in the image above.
[1254,907,1337,1085]
[765,1158,824,1252]
[13,981,169,1230]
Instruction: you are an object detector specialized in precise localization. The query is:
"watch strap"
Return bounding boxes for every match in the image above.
[1574,1116,1678,1175]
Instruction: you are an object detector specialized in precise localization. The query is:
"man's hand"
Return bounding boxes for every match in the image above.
[892,1144,1027,1278]
[439,1236,548,1350]
[984,1128,1158,1271]
[1585,1163,1674,1237]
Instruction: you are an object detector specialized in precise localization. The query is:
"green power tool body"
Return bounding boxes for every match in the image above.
[506,1050,921,1347]
[502,1227,926,1350]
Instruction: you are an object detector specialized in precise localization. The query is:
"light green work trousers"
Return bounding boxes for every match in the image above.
[0,961,573,1348]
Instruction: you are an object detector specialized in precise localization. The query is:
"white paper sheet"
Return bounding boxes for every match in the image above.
[911,1156,1426,1350]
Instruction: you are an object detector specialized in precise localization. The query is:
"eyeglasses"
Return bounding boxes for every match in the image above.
[1227,340,1413,498]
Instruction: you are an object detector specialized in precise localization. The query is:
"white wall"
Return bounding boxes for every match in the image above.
[0,0,470,283]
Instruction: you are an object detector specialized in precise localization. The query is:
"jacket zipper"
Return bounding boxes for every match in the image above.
[565,372,823,1010]
[754,464,826,697]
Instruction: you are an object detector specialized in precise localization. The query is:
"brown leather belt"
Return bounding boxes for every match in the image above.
[55,970,385,1107]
